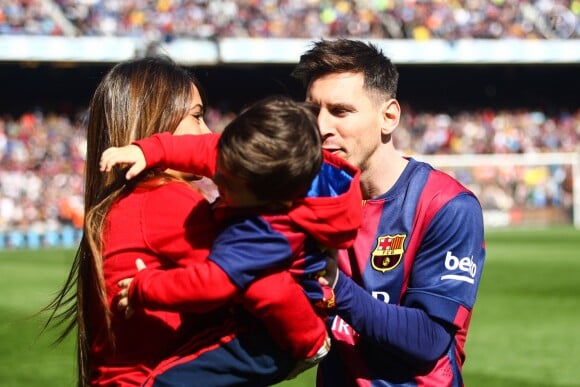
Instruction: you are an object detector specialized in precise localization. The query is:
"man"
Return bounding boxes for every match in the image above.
[291,39,486,386]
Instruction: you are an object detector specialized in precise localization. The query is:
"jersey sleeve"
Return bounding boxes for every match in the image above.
[242,271,328,360]
[134,132,220,177]
[129,261,238,313]
[208,217,294,289]
[403,193,486,329]
[333,272,454,364]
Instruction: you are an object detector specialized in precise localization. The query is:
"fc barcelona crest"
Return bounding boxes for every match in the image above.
[371,234,406,272]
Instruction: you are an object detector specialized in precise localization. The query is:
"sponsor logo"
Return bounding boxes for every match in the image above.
[330,316,360,344]
[371,234,406,272]
[441,251,477,284]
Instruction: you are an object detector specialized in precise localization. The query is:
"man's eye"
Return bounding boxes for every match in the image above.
[331,108,348,116]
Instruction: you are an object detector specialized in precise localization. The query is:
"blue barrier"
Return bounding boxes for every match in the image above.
[0,227,82,250]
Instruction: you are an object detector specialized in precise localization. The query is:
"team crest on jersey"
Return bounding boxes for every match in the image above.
[371,234,406,272]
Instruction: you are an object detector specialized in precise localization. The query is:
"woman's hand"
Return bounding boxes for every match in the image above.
[117,258,146,319]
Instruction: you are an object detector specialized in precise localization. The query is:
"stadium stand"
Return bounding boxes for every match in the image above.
[2,0,578,39]
[1,105,577,248]
[0,0,578,248]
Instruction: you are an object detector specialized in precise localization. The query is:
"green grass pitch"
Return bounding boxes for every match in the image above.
[1,227,579,386]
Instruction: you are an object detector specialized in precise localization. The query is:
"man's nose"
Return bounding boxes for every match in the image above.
[317,110,334,138]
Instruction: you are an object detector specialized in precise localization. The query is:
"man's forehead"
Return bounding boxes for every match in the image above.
[310,77,392,111]
[307,72,364,95]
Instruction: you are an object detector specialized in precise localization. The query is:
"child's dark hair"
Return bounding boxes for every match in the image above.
[218,96,323,202]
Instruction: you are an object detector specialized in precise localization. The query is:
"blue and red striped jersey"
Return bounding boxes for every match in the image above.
[319,158,486,387]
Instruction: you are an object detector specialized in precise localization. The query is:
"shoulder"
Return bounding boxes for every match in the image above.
[410,160,476,203]
[215,215,294,251]
[140,180,214,225]
[140,181,216,258]
[421,176,484,242]
[403,160,482,227]
[143,180,208,205]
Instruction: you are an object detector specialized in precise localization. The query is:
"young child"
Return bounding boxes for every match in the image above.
[100,96,362,379]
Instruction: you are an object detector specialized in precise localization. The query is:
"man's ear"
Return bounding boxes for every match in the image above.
[380,98,400,136]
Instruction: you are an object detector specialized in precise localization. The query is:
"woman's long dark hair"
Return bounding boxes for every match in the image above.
[41,56,205,386]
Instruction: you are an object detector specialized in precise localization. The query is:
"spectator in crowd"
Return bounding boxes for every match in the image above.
[3,0,578,39]
[290,38,486,386]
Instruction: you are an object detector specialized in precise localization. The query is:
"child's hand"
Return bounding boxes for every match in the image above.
[317,248,338,288]
[317,255,338,288]
[314,254,338,309]
[100,145,146,180]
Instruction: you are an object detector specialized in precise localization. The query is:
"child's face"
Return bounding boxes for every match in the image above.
[213,165,265,208]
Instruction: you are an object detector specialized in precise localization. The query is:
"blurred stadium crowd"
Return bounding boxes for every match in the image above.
[0,105,577,248]
[1,0,578,39]
[0,0,578,248]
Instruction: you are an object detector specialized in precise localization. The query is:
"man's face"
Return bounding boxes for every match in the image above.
[306,71,383,170]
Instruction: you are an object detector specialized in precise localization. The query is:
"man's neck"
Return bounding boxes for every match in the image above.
[360,150,408,200]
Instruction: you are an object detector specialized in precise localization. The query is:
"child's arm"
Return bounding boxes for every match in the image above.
[100,132,220,179]
[117,261,330,377]
[135,132,219,177]
[122,260,238,313]
[242,271,329,361]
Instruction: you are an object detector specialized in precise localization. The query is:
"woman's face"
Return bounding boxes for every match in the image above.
[167,84,211,181]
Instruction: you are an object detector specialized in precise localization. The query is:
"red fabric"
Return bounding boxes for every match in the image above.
[242,272,328,359]
[132,132,363,360]
[289,150,362,249]
[129,260,235,313]
[91,180,236,386]
[135,133,362,251]
[136,132,218,177]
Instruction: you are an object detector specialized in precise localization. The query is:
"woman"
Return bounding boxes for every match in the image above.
[43,56,295,386]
